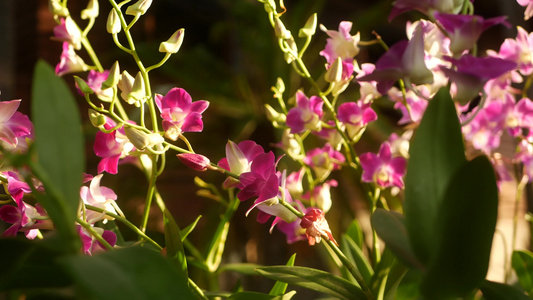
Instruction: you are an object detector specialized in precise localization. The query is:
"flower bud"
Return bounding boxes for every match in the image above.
[117,70,134,101]
[324,57,343,83]
[194,176,210,188]
[284,36,298,64]
[299,13,317,37]
[124,127,163,150]
[273,77,285,94]
[81,0,99,20]
[274,18,291,40]
[159,29,185,54]
[127,72,146,106]
[49,0,69,17]
[177,153,211,171]
[88,109,106,128]
[102,61,120,90]
[73,76,94,94]
[264,104,286,126]
[107,9,121,34]
[125,0,153,17]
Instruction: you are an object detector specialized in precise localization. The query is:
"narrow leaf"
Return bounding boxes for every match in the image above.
[180,215,202,241]
[371,209,422,269]
[270,254,296,295]
[421,156,499,298]
[346,219,364,249]
[256,266,366,300]
[341,235,374,284]
[403,87,466,264]
[512,250,533,294]
[219,263,263,275]
[163,209,187,278]
[229,291,297,300]
[31,60,84,251]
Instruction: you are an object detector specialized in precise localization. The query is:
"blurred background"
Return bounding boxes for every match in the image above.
[0,0,530,296]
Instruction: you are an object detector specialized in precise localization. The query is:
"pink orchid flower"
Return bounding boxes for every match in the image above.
[337,100,377,139]
[155,88,209,140]
[51,17,82,50]
[93,119,134,174]
[359,142,406,189]
[320,21,360,80]
[0,100,33,147]
[77,225,117,255]
[55,42,88,77]
[286,91,324,133]
[303,143,345,181]
[80,174,118,224]
[300,208,337,246]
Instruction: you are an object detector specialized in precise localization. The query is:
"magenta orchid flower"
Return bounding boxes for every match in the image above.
[434,12,509,55]
[389,0,470,21]
[77,225,117,255]
[303,143,345,181]
[218,140,266,187]
[55,42,88,77]
[337,101,377,139]
[93,119,134,174]
[286,91,324,133]
[359,142,406,189]
[237,153,297,224]
[155,88,209,141]
[440,55,516,105]
[358,24,433,94]
[0,201,50,239]
[80,174,118,224]
[51,17,82,50]
[0,100,33,147]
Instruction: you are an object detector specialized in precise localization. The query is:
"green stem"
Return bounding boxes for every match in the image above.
[139,154,158,233]
[84,204,162,250]
[506,174,529,282]
[77,217,114,251]
[189,278,209,300]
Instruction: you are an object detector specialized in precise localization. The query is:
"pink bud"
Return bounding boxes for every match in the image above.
[177,153,210,171]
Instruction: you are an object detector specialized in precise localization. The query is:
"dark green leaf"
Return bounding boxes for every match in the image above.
[371,209,422,269]
[512,250,533,294]
[31,60,84,251]
[421,156,499,298]
[229,291,296,300]
[0,238,72,291]
[395,269,423,300]
[404,87,466,264]
[341,235,374,284]
[163,209,187,278]
[256,266,366,300]
[480,280,529,300]
[270,254,296,296]
[61,246,195,300]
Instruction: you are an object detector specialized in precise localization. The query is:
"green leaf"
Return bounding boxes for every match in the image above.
[256,266,366,300]
[270,254,296,296]
[219,263,263,275]
[512,250,533,294]
[395,269,423,300]
[0,238,72,291]
[346,219,364,249]
[341,235,374,284]
[31,60,84,251]
[371,209,422,269]
[229,291,297,300]
[421,156,499,298]
[61,246,195,300]
[180,215,202,241]
[403,87,466,264]
[163,209,187,278]
[480,280,530,300]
